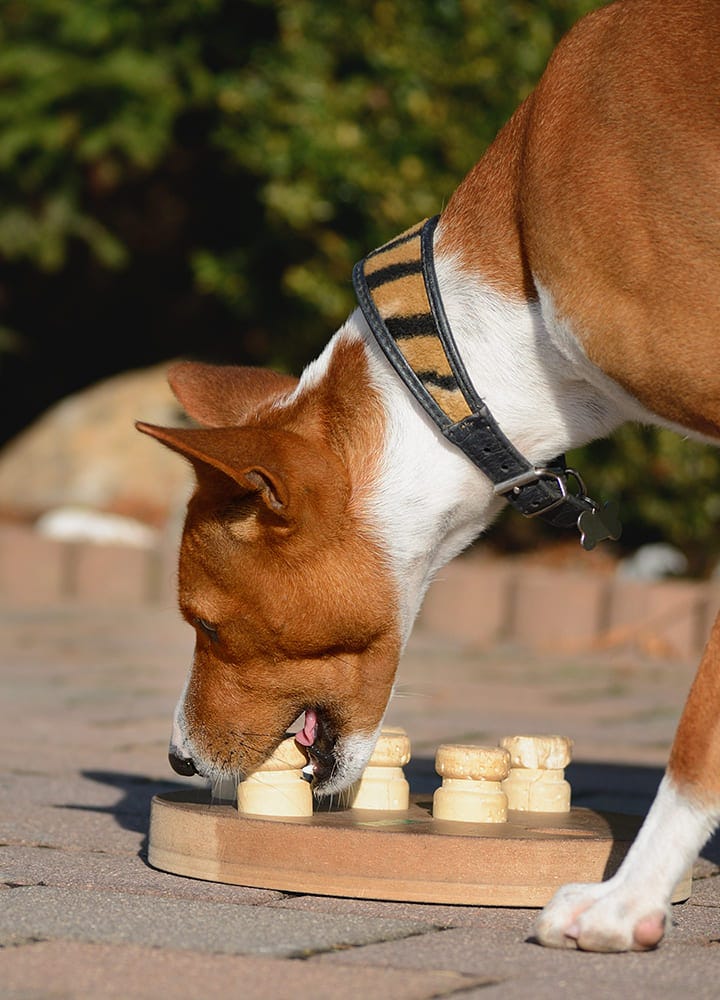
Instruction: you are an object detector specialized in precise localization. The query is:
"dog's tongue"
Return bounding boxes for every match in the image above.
[295,708,318,747]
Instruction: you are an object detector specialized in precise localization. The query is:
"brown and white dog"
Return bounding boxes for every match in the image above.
[138,0,720,953]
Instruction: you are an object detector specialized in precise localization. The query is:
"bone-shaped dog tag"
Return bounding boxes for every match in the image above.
[577,501,622,551]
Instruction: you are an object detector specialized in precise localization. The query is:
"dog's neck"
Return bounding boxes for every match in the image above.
[304,245,649,641]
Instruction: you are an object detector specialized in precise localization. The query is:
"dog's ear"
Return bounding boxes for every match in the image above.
[167,361,299,428]
[135,422,347,528]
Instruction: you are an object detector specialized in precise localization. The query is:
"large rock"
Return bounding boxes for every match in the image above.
[0,363,194,529]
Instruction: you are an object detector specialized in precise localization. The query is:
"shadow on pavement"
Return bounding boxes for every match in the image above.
[69,771,193,856]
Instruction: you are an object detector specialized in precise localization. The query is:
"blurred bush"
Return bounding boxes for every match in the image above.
[0,0,599,343]
[1,0,717,571]
[569,429,720,577]
[0,0,599,403]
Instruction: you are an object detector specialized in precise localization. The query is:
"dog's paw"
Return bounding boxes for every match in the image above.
[534,881,669,952]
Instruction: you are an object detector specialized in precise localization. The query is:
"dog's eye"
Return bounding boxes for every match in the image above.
[195,617,220,642]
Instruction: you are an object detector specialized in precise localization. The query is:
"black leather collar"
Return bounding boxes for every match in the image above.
[352,214,621,550]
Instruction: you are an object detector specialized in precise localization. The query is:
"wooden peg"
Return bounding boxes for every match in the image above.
[499,734,573,813]
[349,727,412,810]
[237,736,313,817]
[432,744,510,823]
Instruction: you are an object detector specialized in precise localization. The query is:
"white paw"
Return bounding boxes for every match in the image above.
[534,881,669,952]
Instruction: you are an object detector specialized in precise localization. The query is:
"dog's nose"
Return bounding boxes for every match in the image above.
[168,750,197,776]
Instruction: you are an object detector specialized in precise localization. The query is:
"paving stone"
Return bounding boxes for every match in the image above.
[0,942,481,1000]
[1,846,285,905]
[273,891,539,932]
[312,922,720,997]
[0,885,437,956]
[688,873,720,906]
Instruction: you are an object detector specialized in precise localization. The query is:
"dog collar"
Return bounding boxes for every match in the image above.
[352,214,621,550]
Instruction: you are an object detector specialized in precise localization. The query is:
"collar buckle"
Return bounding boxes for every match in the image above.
[494,465,588,519]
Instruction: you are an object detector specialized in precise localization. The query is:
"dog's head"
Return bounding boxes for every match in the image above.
[137,341,400,793]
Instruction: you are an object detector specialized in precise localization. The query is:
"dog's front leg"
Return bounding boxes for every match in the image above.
[536,611,720,952]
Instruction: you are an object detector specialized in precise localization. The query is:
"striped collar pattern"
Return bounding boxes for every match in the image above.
[354,216,473,426]
[352,215,621,550]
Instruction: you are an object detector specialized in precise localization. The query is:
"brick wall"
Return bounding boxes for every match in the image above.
[419,551,720,662]
[0,523,180,609]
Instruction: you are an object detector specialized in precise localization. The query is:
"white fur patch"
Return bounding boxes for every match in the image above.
[169,663,201,771]
[316,723,385,796]
[535,774,720,950]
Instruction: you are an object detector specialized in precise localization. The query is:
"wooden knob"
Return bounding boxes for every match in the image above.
[237,736,313,817]
[435,744,510,782]
[433,744,509,823]
[369,727,411,767]
[348,727,411,811]
[499,735,573,770]
[500,735,572,813]
[253,736,309,773]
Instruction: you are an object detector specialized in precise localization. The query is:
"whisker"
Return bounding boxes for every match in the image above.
[390,687,429,700]
[210,774,236,805]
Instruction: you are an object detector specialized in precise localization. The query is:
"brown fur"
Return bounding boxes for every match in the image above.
[138,339,399,778]
[439,0,720,438]
[669,615,720,801]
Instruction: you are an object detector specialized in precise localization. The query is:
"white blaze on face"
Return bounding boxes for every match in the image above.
[320,725,384,795]
[169,665,195,763]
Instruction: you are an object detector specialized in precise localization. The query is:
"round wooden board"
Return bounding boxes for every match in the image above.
[148,790,692,907]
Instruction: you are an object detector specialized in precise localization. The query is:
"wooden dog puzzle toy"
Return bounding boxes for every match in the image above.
[148,728,692,907]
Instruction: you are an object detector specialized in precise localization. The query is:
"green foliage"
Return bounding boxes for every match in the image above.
[0,0,600,350]
[205,0,605,340]
[0,0,213,266]
[1,0,719,570]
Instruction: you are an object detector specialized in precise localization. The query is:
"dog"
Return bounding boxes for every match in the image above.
[137,0,720,953]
